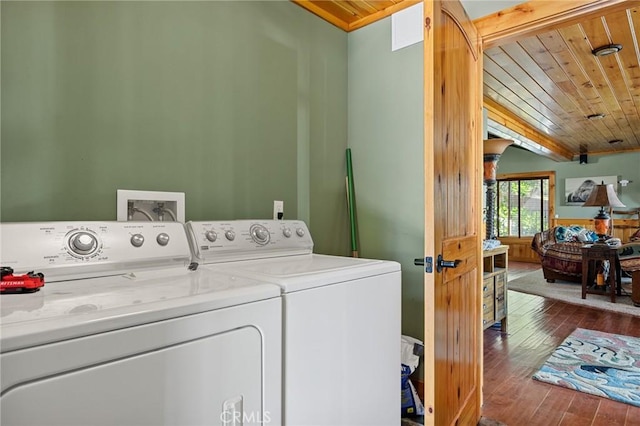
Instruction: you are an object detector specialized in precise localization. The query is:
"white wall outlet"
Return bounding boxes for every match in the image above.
[273,200,284,220]
[117,190,185,222]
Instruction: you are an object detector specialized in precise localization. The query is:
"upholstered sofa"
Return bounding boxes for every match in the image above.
[531,226,600,283]
[619,243,640,306]
[532,226,640,284]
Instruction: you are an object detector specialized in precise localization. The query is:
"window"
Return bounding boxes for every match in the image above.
[496,172,555,238]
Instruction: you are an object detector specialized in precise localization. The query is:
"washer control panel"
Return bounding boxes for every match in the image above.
[0,222,192,282]
[186,220,313,263]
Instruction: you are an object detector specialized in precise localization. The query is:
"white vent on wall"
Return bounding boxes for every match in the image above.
[117,190,185,222]
[391,2,423,52]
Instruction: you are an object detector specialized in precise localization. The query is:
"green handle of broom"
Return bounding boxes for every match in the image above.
[346,149,358,257]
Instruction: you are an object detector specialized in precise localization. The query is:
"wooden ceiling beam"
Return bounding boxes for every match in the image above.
[291,1,351,31]
[475,0,640,49]
[484,97,574,161]
[291,0,420,32]
[346,0,419,31]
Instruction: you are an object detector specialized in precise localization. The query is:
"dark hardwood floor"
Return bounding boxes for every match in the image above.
[482,262,640,425]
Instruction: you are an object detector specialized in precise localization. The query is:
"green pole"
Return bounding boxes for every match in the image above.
[346,149,358,257]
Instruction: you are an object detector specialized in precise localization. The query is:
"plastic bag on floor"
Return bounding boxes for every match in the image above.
[401,335,424,416]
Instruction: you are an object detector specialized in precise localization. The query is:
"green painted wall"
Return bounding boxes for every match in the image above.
[1,1,350,255]
[499,147,640,218]
[348,19,425,343]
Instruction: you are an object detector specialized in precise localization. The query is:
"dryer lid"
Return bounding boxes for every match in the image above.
[213,254,401,293]
[0,268,280,352]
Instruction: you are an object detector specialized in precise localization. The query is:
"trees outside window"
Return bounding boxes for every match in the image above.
[496,172,555,238]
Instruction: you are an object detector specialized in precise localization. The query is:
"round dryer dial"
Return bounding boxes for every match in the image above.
[67,230,99,256]
[156,233,170,246]
[205,230,217,242]
[131,234,145,247]
[250,224,271,245]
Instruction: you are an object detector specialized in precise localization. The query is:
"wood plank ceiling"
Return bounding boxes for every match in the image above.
[293,0,640,161]
[484,5,640,161]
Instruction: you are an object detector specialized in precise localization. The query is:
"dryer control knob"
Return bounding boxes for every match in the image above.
[282,227,292,238]
[250,224,270,245]
[205,230,217,242]
[296,228,305,237]
[157,233,170,246]
[225,230,236,241]
[69,232,98,255]
[131,234,145,247]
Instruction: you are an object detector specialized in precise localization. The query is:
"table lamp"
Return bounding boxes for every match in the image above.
[582,182,625,243]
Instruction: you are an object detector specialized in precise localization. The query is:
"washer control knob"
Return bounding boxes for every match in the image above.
[282,227,292,238]
[296,227,305,237]
[205,230,217,242]
[225,230,236,241]
[69,232,98,255]
[250,224,270,245]
[131,234,145,247]
[156,233,170,246]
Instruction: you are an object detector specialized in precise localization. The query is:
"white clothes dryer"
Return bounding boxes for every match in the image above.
[0,221,281,426]
[186,219,401,426]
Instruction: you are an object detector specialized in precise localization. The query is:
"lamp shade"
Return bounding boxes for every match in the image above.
[483,138,513,156]
[483,139,513,183]
[582,183,626,208]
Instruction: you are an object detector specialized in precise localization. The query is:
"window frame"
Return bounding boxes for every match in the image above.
[495,171,556,238]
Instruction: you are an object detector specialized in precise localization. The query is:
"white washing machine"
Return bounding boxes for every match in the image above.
[186,220,401,426]
[0,221,281,426]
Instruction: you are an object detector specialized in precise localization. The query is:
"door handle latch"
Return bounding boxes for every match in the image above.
[414,257,433,273]
[436,254,461,273]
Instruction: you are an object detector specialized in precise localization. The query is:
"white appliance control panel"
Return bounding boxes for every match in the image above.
[0,222,192,282]
[186,220,314,263]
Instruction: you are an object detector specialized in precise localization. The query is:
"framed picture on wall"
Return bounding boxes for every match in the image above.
[565,176,617,205]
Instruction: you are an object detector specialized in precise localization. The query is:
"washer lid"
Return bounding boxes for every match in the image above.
[0,268,280,352]
[214,254,401,293]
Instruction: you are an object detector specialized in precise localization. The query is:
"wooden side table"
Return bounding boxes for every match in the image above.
[581,244,622,302]
[482,245,508,332]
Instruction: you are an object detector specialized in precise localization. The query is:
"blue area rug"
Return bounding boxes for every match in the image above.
[533,328,640,407]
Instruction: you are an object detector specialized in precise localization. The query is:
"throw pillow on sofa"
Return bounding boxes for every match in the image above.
[554,226,572,242]
[554,225,598,243]
[575,227,599,243]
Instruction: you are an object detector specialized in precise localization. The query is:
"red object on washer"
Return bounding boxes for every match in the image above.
[1,267,45,293]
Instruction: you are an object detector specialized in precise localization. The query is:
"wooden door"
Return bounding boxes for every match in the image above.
[422,1,483,425]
